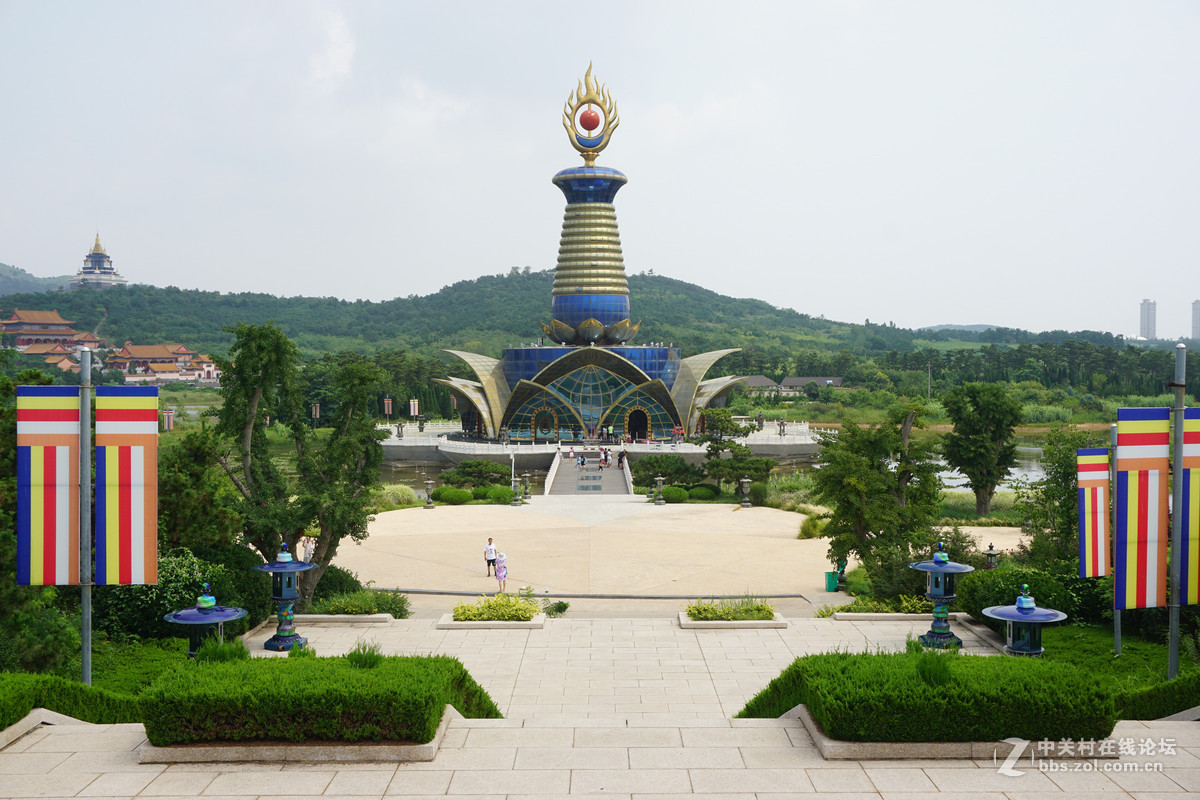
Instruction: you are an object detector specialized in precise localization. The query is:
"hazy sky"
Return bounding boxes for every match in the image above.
[2,2,1198,339]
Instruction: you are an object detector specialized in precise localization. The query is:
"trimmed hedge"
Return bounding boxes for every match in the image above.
[688,486,716,500]
[1117,668,1200,719]
[660,486,689,504]
[737,651,1116,742]
[309,589,412,618]
[487,486,515,504]
[452,593,540,621]
[0,674,140,730]
[439,488,473,505]
[956,566,1073,633]
[139,655,501,746]
[471,486,493,501]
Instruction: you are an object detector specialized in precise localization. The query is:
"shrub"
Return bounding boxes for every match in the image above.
[345,641,385,669]
[660,486,689,503]
[798,514,827,539]
[440,487,473,505]
[138,655,501,746]
[630,454,705,488]
[689,482,722,497]
[844,566,872,597]
[542,600,570,618]
[190,544,273,632]
[439,460,512,488]
[686,595,776,621]
[688,486,716,501]
[1116,668,1200,719]
[452,593,540,622]
[471,485,493,500]
[374,484,419,509]
[93,549,229,639]
[956,564,1073,631]
[310,589,412,619]
[748,481,768,506]
[487,486,516,504]
[1022,404,1072,424]
[737,651,1116,742]
[897,594,934,614]
[310,565,363,603]
[194,638,251,663]
[814,597,895,617]
[0,674,139,730]
[429,486,447,501]
[288,644,318,658]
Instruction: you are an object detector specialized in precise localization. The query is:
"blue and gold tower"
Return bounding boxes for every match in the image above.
[437,66,744,442]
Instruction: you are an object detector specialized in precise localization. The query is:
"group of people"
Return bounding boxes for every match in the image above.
[558,446,629,472]
[483,537,507,592]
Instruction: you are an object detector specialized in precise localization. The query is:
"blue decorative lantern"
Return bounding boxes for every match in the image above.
[982,584,1067,657]
[253,543,318,651]
[163,583,248,658]
[908,542,975,648]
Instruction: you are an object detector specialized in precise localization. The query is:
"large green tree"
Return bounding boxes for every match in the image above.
[211,324,386,605]
[941,382,1023,515]
[698,408,775,485]
[1015,426,1095,569]
[0,360,79,673]
[810,404,941,578]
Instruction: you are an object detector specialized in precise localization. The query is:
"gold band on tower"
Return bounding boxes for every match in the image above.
[552,203,628,296]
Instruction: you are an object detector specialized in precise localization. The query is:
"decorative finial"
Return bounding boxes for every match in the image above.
[91,233,105,254]
[562,62,620,166]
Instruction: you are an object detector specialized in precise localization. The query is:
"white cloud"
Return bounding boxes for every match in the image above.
[309,3,355,92]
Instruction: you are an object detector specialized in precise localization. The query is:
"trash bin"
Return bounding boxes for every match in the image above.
[824,571,839,592]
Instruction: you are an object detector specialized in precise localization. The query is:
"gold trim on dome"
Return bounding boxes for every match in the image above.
[562,63,619,166]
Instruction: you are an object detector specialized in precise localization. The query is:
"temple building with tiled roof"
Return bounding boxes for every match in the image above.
[0,308,81,347]
[67,234,128,290]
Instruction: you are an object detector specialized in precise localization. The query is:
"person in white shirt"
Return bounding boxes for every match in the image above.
[484,538,498,576]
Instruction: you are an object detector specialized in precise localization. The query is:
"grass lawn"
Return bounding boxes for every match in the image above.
[1041,625,1182,688]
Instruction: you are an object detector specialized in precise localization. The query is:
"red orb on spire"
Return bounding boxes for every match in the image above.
[579,107,601,132]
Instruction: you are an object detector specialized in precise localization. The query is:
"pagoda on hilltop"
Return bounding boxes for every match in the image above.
[436,66,745,442]
[68,234,128,290]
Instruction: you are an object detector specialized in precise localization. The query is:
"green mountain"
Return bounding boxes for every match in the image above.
[0,269,1122,379]
[0,263,70,296]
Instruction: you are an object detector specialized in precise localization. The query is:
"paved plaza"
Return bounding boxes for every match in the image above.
[3,496,1197,798]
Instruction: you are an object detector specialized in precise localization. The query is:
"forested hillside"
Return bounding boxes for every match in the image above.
[0,263,69,295]
[4,267,1186,397]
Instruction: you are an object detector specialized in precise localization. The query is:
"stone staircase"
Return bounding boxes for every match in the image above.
[546,451,630,495]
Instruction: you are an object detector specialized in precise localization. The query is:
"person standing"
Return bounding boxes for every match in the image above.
[494,552,508,593]
[484,537,497,576]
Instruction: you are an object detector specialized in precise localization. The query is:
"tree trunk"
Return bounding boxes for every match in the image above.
[975,486,994,516]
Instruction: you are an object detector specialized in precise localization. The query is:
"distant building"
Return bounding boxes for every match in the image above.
[740,375,779,395]
[0,308,80,347]
[1140,299,1156,340]
[781,376,844,395]
[106,341,219,384]
[67,234,128,290]
[1193,300,1199,341]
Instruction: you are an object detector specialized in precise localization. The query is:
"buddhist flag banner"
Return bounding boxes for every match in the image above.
[95,386,159,585]
[1077,448,1110,578]
[1114,407,1170,610]
[16,386,80,586]
[1179,407,1200,606]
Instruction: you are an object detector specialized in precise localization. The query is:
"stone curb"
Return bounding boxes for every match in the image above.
[830,611,975,621]
[137,705,461,763]
[0,708,95,751]
[435,613,546,630]
[787,704,1118,760]
[676,611,788,629]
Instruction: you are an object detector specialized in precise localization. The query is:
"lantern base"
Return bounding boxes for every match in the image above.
[1002,645,1044,657]
[918,629,963,649]
[263,634,308,652]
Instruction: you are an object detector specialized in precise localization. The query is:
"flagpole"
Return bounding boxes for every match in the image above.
[1110,422,1120,657]
[1169,343,1186,679]
[79,348,93,685]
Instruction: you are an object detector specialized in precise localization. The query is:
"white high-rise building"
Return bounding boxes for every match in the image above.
[1140,299,1156,340]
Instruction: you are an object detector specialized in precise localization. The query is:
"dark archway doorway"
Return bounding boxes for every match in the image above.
[627,409,648,441]
[534,410,557,441]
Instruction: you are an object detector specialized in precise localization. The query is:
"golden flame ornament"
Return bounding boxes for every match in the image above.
[562,62,620,166]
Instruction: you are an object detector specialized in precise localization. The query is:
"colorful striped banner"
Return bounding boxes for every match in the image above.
[16,386,80,585]
[1179,407,1200,606]
[1077,448,1110,578]
[95,387,159,585]
[1114,408,1170,609]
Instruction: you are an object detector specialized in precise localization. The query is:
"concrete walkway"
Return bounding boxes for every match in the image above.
[4,498,1196,798]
